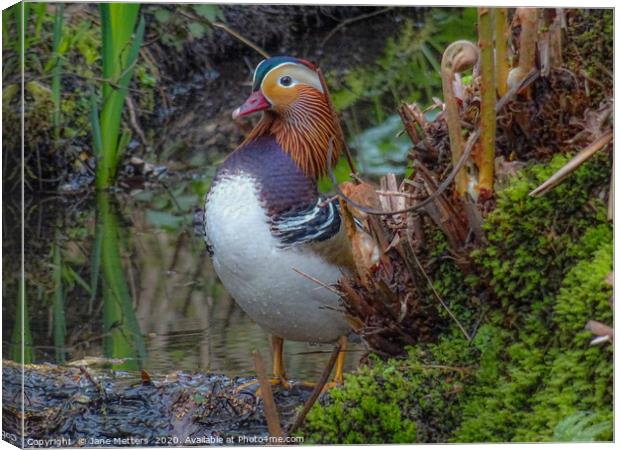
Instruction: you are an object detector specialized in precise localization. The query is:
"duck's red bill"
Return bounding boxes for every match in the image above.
[232,90,270,119]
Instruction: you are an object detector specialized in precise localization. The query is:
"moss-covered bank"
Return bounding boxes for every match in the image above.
[302,153,612,443]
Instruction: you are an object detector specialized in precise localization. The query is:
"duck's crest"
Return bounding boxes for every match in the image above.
[252,56,316,90]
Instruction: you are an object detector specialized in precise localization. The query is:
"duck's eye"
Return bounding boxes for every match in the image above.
[279,76,293,87]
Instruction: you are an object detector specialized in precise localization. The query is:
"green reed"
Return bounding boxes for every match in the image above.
[94,4,144,189]
[50,3,64,142]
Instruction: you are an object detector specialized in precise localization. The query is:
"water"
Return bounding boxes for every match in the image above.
[4,178,363,381]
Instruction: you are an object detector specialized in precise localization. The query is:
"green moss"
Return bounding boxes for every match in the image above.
[474,152,610,314]
[455,234,612,442]
[302,339,473,444]
[426,229,481,329]
[454,153,612,442]
[302,153,612,443]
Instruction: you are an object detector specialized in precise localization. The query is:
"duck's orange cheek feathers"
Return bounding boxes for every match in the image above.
[262,83,299,110]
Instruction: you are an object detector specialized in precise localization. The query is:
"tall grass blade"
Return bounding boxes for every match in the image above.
[2,6,12,44]
[96,4,144,189]
[32,2,46,41]
[90,86,102,158]
[15,2,29,54]
[51,4,64,141]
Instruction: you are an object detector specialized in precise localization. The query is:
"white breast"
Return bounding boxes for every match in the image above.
[204,174,350,343]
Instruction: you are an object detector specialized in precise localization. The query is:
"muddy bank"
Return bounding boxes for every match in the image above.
[3,360,314,446]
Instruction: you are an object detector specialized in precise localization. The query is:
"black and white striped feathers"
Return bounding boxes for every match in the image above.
[271,197,341,247]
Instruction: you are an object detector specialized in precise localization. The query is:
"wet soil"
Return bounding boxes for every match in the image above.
[3,361,314,446]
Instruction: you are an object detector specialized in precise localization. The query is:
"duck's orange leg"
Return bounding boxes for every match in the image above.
[271,335,291,389]
[332,335,348,385]
[299,335,348,391]
[237,335,291,394]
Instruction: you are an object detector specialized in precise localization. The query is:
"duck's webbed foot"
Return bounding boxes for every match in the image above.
[297,335,348,392]
[237,335,291,396]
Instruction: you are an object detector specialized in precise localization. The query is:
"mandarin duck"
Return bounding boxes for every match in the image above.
[203,56,365,388]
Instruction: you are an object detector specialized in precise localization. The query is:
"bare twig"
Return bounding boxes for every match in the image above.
[125,95,148,148]
[318,194,339,208]
[292,268,341,295]
[177,9,270,59]
[529,130,613,197]
[408,236,471,341]
[320,7,394,48]
[594,60,613,79]
[288,342,341,435]
[252,351,283,438]
[212,22,270,59]
[375,190,426,199]
[79,366,108,399]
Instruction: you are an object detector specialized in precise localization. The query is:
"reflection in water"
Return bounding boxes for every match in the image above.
[51,231,67,363]
[10,280,33,364]
[9,186,362,380]
[97,191,146,371]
